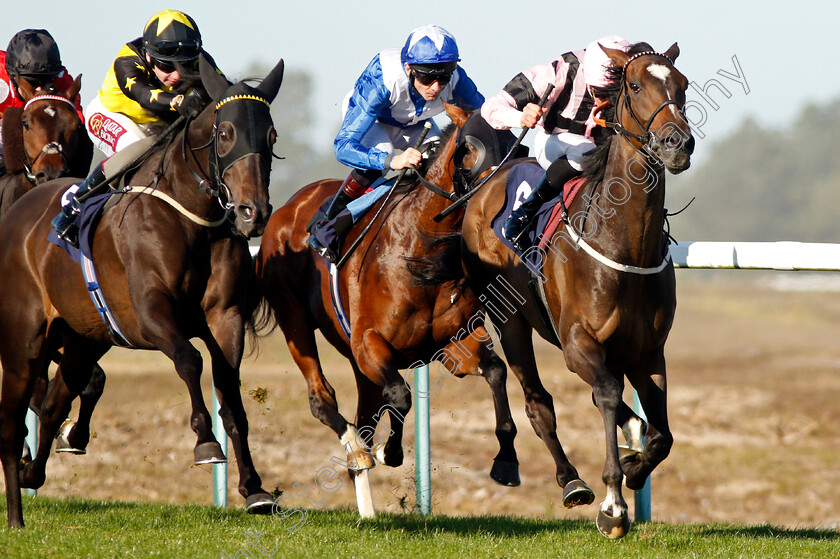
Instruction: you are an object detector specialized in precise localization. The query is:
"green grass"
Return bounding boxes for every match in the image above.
[0,496,837,558]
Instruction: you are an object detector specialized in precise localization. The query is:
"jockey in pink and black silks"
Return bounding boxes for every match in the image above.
[481,35,632,250]
[307,24,485,263]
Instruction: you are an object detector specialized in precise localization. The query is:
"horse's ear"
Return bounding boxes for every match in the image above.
[67,74,82,102]
[600,44,630,69]
[200,51,231,101]
[664,43,680,63]
[15,73,36,102]
[256,59,284,103]
[443,102,469,128]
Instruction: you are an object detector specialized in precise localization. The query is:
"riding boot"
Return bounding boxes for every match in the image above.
[503,157,579,250]
[51,164,107,247]
[308,171,375,262]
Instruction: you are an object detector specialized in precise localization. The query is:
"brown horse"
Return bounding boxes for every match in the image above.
[0,55,284,527]
[0,75,92,218]
[459,42,693,538]
[0,77,102,456]
[255,104,520,516]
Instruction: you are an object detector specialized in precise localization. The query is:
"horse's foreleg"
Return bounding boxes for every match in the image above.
[564,326,630,539]
[204,312,272,513]
[622,357,672,491]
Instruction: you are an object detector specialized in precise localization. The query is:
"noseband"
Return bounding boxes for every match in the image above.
[183,93,274,215]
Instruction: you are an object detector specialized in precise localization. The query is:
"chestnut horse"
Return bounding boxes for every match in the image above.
[0,56,284,527]
[255,104,520,517]
[0,75,92,217]
[460,43,693,538]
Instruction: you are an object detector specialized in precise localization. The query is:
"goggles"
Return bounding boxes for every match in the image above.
[153,57,199,74]
[149,40,201,61]
[414,70,452,87]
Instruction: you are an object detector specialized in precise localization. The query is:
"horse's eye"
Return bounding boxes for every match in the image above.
[22,120,30,130]
[629,82,641,94]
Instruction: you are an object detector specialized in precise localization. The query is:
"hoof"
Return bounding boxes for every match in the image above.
[562,479,595,508]
[194,441,226,465]
[55,420,87,454]
[489,460,521,487]
[617,445,642,461]
[245,492,274,514]
[596,509,631,539]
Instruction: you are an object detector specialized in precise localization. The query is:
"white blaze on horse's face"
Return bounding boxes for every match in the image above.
[44,107,56,118]
[647,64,678,116]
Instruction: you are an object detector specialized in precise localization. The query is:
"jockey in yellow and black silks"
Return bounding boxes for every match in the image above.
[53,9,223,246]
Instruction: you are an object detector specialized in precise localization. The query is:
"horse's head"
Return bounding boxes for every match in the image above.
[7,75,88,184]
[198,56,284,238]
[601,43,694,174]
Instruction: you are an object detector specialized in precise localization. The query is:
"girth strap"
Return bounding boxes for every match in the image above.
[81,255,133,347]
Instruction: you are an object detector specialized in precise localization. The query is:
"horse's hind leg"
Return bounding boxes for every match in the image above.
[57,363,106,453]
[448,329,520,487]
[0,329,47,527]
[23,336,104,489]
[497,317,594,507]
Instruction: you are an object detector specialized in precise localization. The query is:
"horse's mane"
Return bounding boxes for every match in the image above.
[581,42,655,187]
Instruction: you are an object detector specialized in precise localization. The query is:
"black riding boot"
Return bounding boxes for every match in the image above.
[51,165,107,247]
[307,172,372,263]
[503,157,579,250]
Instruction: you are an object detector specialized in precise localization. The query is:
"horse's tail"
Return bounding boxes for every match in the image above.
[244,248,278,354]
[404,231,466,287]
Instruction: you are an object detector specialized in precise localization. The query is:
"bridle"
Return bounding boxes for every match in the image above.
[594,51,685,157]
[181,93,275,219]
[20,94,78,184]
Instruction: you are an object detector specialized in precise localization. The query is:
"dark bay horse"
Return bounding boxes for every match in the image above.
[0,75,92,218]
[0,56,285,527]
[255,104,519,517]
[460,43,693,538]
[0,76,102,455]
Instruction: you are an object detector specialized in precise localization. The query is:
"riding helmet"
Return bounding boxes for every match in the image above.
[142,10,203,62]
[583,35,631,88]
[5,29,64,82]
[401,24,460,74]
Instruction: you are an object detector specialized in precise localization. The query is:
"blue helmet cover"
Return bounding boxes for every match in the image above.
[401,25,460,65]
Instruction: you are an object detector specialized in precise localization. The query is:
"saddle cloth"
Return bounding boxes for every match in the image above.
[490,161,587,258]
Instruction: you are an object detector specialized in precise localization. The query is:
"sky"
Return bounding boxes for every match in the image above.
[3,1,838,160]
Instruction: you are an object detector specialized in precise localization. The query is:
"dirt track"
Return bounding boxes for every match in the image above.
[5,274,840,530]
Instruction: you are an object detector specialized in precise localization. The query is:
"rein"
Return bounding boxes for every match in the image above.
[564,50,683,275]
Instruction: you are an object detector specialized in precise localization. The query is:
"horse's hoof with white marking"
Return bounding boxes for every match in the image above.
[596,509,631,539]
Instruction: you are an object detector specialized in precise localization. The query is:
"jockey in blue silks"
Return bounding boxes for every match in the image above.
[308,24,485,263]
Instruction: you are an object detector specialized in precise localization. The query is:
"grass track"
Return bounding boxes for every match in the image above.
[0,496,837,558]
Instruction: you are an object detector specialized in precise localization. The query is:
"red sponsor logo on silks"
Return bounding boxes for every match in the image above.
[88,113,126,152]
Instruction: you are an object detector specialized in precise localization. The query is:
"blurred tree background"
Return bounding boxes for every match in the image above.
[667,97,840,243]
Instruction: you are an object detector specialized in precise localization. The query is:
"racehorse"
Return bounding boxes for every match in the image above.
[0,55,285,528]
[254,103,521,517]
[0,76,103,456]
[459,42,693,538]
[0,75,92,217]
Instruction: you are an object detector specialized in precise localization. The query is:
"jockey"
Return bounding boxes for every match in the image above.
[308,24,485,263]
[481,35,631,250]
[52,9,221,246]
[0,29,84,166]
